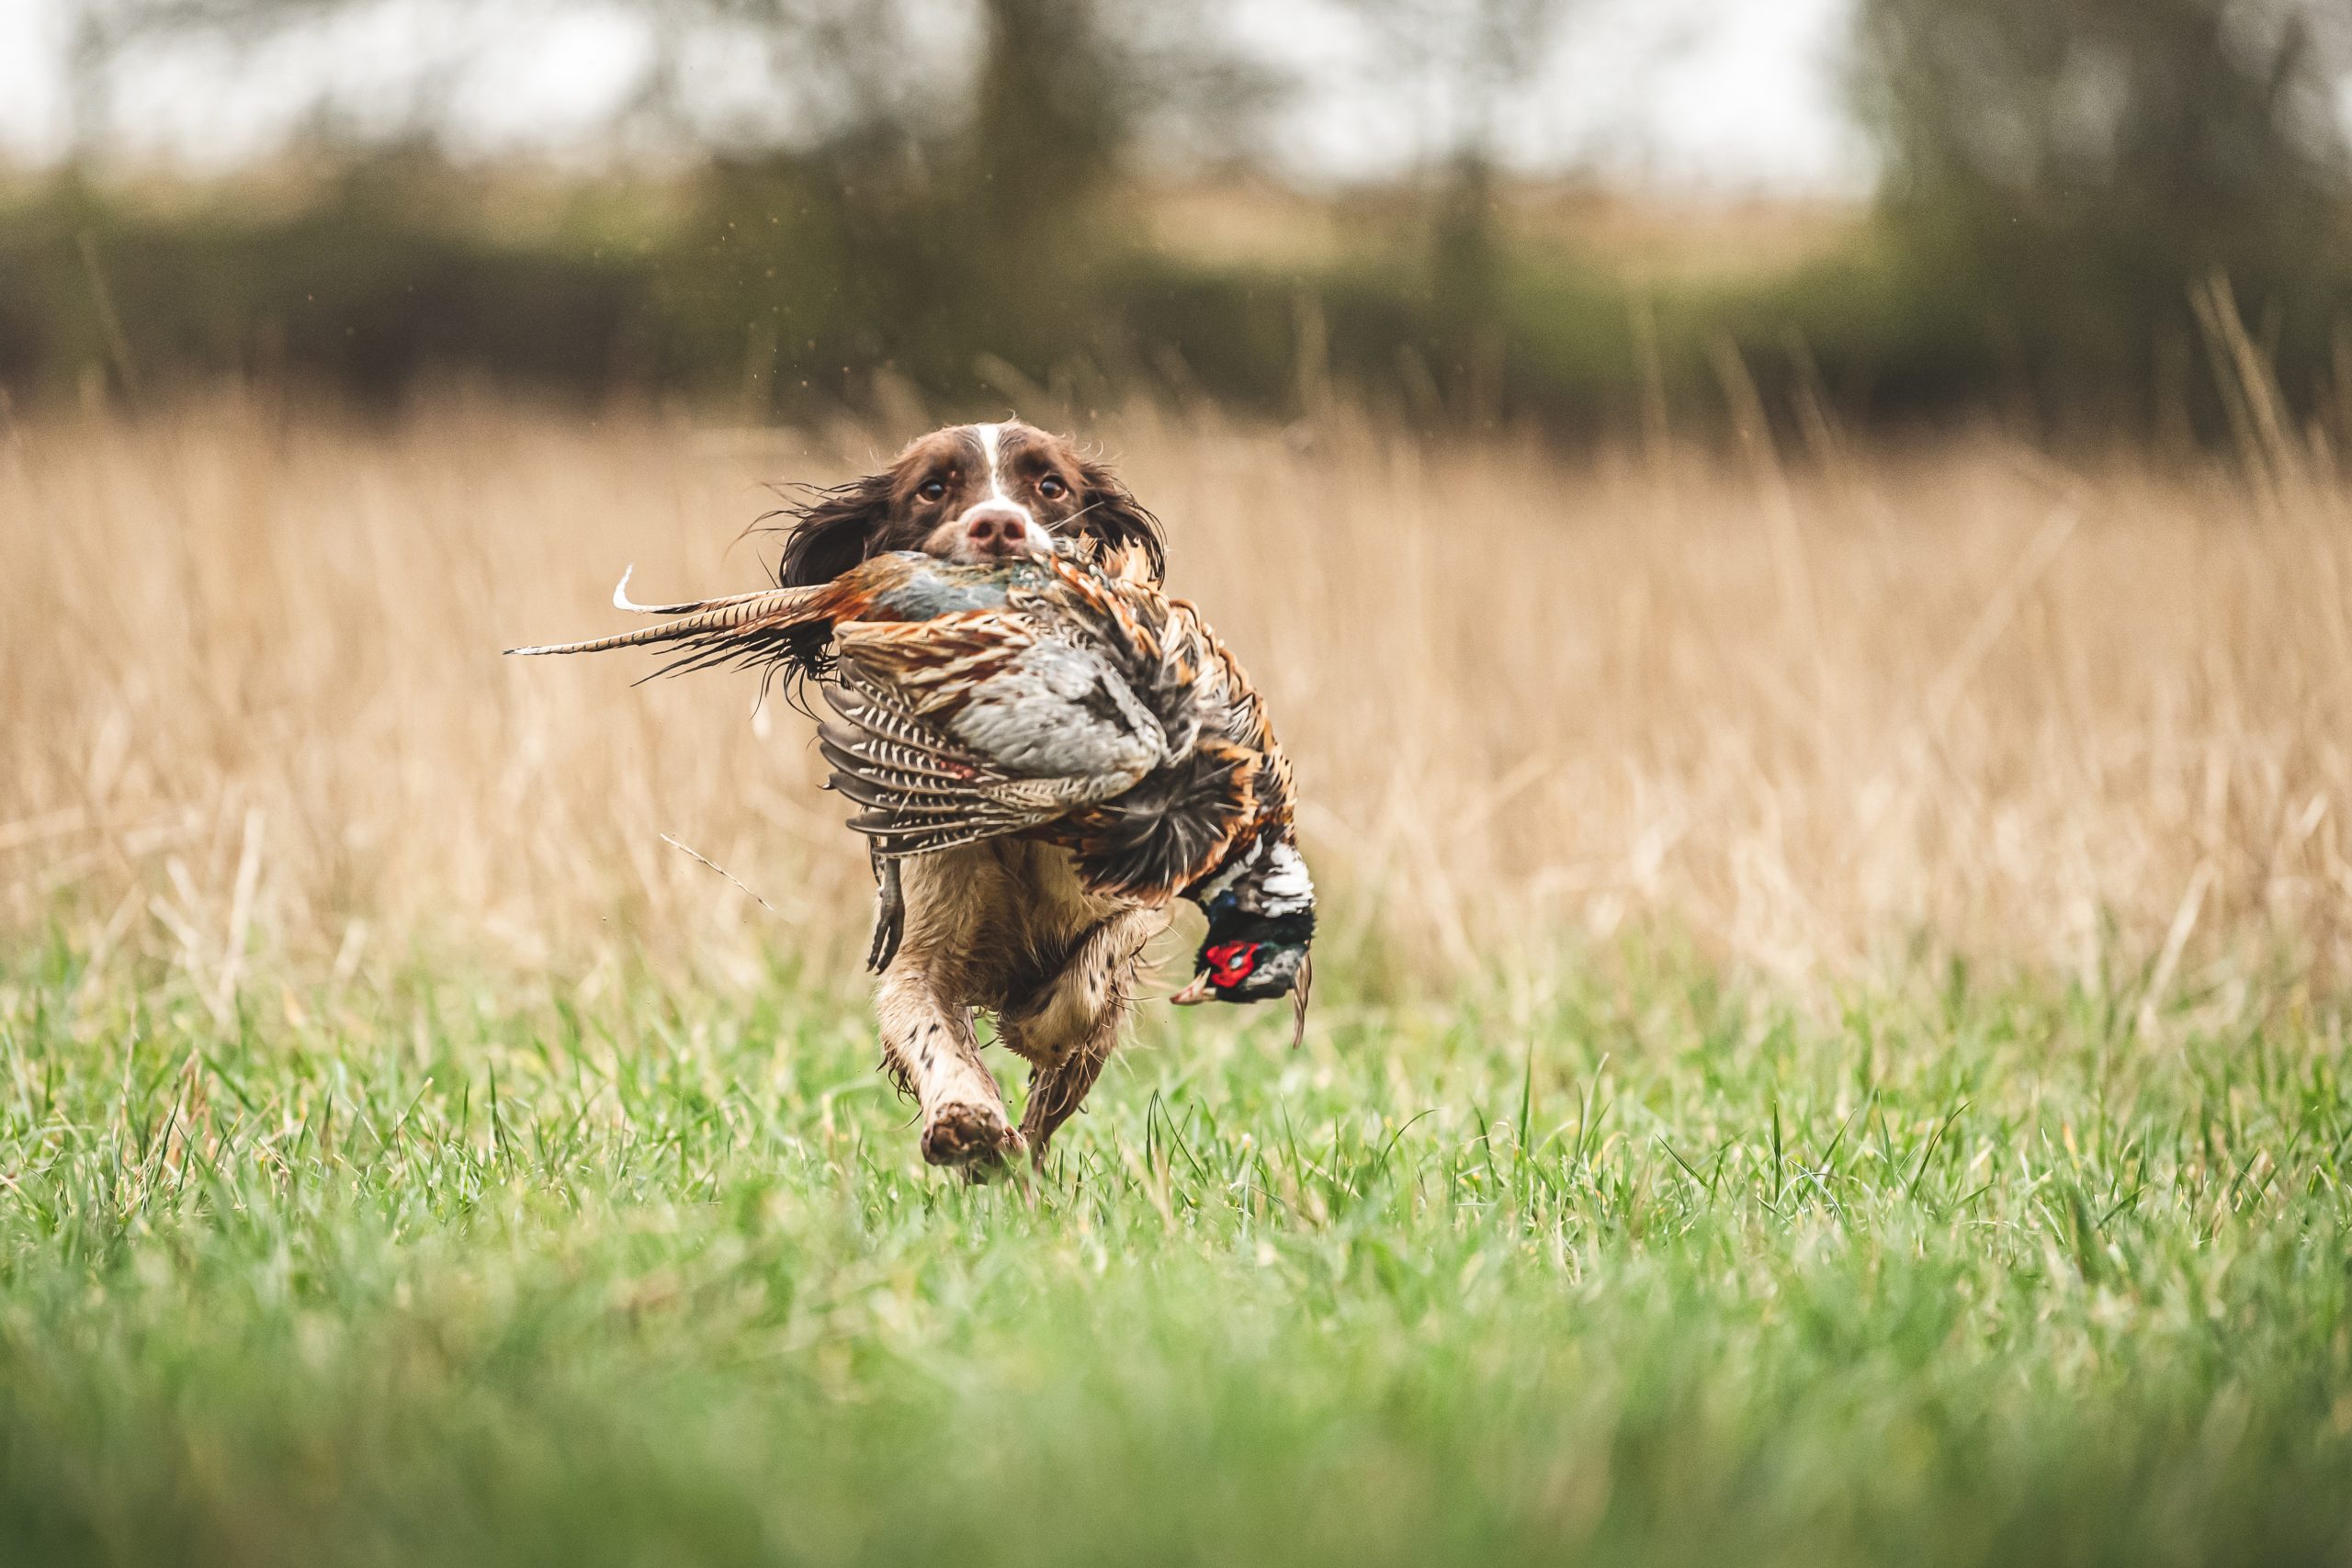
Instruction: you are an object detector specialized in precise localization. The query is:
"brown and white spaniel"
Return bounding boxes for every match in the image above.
[775,421,1163,586]
[774,423,1170,1174]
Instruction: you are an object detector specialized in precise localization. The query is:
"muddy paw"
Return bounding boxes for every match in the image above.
[921,1100,1019,1169]
[956,1135,1030,1185]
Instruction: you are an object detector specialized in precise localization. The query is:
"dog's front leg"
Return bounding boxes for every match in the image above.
[1001,908,1160,1162]
[875,963,1020,1171]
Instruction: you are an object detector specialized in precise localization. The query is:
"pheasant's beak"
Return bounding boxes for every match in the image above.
[1169,972,1215,1006]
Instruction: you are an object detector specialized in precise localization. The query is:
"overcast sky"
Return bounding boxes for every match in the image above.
[0,0,1875,194]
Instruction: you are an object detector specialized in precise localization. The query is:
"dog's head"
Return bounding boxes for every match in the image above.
[775,422,1164,586]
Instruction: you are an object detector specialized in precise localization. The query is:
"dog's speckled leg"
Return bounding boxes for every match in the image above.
[875,962,1019,1170]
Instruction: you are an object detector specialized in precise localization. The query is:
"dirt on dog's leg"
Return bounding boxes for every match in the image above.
[1015,1017,1119,1164]
[1002,908,1159,1163]
[875,962,1019,1170]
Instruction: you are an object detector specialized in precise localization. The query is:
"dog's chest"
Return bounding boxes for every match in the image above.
[902,840,1145,1004]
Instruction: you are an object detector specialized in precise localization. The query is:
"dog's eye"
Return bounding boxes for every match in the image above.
[919,479,947,502]
[1038,474,1068,500]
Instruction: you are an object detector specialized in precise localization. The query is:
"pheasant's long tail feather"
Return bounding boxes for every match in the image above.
[504,585,819,659]
[608,564,795,616]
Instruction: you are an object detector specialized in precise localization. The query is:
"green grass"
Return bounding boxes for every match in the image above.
[3,938,2350,1567]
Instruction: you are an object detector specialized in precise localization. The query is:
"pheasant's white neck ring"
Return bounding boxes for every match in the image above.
[1254,842,1315,917]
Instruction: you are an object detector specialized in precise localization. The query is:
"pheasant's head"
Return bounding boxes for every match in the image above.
[1173,839,1317,1039]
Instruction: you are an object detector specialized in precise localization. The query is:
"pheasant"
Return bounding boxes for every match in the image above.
[510,542,1315,1166]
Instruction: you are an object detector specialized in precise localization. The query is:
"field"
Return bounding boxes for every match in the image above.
[5,392,2352,1563]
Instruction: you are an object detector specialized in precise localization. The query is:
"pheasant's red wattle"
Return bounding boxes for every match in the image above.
[1204,942,1258,987]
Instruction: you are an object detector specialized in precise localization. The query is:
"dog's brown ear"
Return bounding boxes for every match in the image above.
[775,471,896,587]
[1075,459,1166,582]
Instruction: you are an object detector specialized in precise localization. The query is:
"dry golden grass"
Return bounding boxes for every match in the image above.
[5,389,2351,1002]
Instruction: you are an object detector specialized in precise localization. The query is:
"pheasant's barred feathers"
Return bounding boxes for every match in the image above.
[833,618,1163,798]
[816,673,976,773]
[820,674,1062,840]
[504,583,814,659]
[819,626,1161,861]
[835,615,1038,713]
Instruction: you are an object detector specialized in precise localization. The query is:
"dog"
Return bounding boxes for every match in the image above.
[774,422,1170,1171]
[776,422,1163,585]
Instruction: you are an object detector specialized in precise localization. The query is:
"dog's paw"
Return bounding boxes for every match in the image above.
[956,1137,1030,1185]
[921,1100,1020,1170]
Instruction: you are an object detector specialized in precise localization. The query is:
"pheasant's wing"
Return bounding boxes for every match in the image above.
[1058,737,1257,901]
[819,614,1167,860]
[1054,599,1295,903]
[817,671,1071,859]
